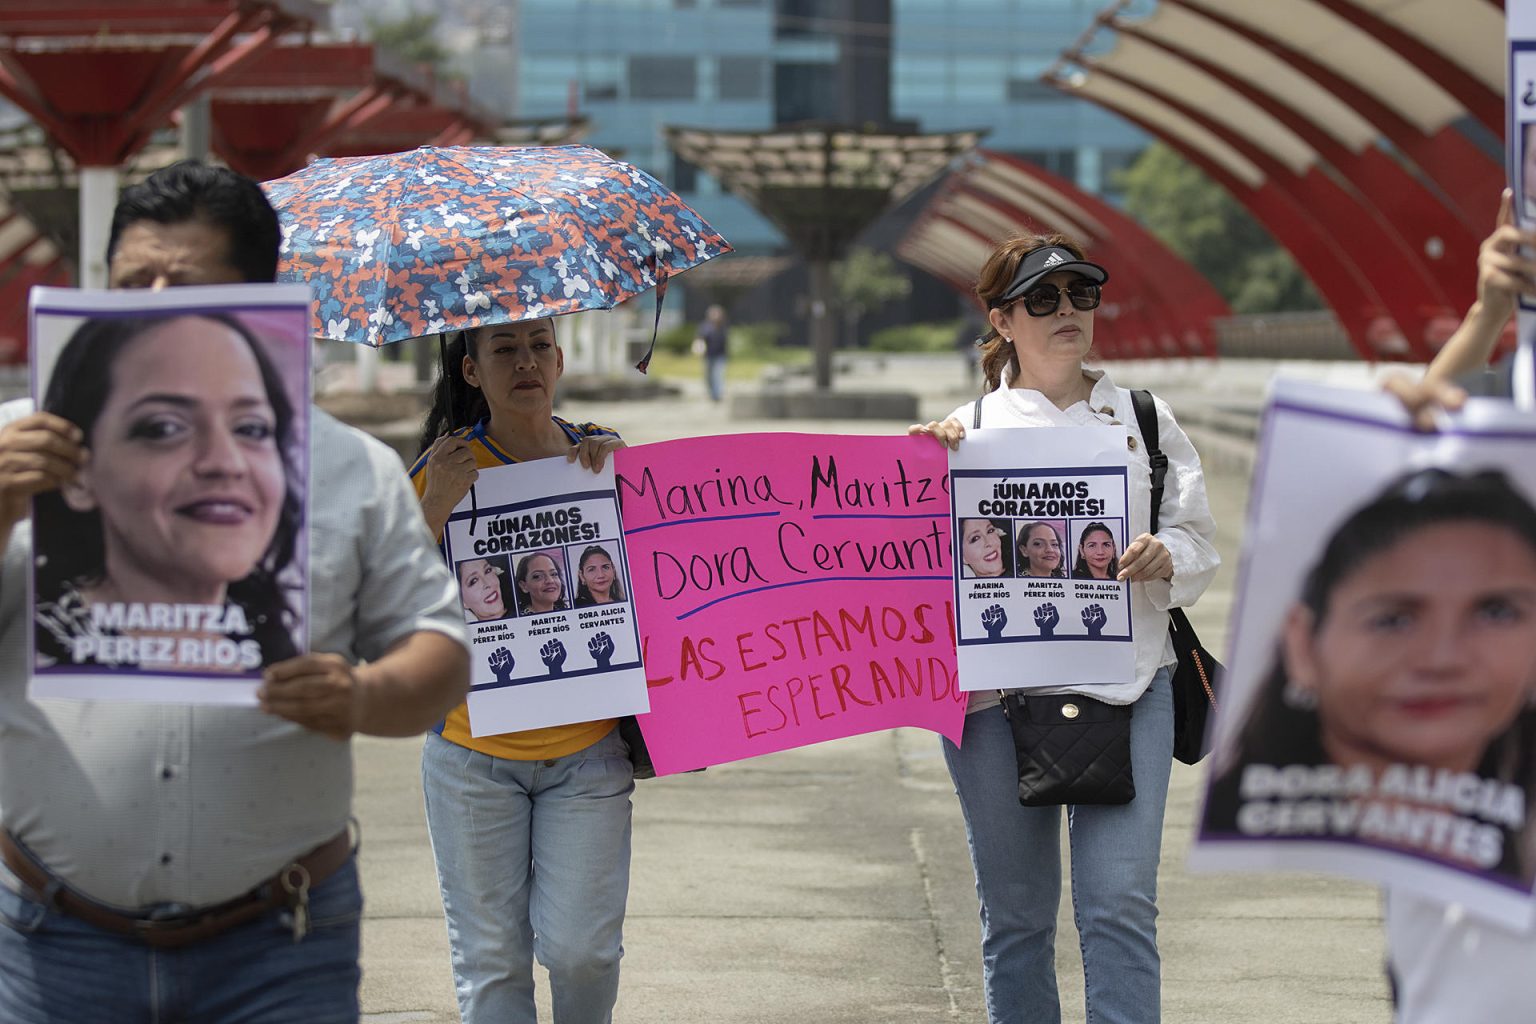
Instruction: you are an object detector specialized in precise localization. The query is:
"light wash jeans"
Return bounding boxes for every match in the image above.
[0,857,362,1023]
[704,353,727,402]
[422,727,634,1024]
[943,668,1174,1024]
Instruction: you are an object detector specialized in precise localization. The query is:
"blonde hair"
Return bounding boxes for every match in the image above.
[974,232,1090,392]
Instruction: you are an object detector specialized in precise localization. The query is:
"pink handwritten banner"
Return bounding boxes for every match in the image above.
[615,433,965,775]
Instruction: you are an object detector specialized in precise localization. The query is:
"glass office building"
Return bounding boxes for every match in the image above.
[509,0,1148,256]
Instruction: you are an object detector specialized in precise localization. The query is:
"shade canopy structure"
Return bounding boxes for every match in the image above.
[1043,0,1502,361]
[205,42,502,181]
[0,0,327,285]
[664,123,983,388]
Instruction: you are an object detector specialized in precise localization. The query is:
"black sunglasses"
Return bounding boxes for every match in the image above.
[1011,281,1102,317]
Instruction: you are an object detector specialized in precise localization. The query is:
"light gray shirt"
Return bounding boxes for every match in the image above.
[0,402,466,908]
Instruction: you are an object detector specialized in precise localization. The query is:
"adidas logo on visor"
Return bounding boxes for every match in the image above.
[1042,251,1065,269]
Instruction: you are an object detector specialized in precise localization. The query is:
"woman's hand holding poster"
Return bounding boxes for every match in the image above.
[29,284,312,703]
[1192,379,1536,928]
[442,457,649,736]
[616,433,965,775]
[949,426,1135,688]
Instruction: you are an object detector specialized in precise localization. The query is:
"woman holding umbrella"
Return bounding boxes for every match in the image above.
[409,316,631,1024]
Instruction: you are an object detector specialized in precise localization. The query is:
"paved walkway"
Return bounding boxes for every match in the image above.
[350,355,1393,1024]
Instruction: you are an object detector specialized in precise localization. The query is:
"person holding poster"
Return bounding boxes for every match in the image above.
[960,516,1013,578]
[1015,520,1067,578]
[1203,468,1536,885]
[1071,522,1121,581]
[410,318,634,1024]
[457,556,513,623]
[1378,190,1536,1023]
[32,312,302,671]
[910,233,1219,1024]
[573,544,626,606]
[0,161,469,1022]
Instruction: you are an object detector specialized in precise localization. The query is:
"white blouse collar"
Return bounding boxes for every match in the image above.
[996,363,1120,420]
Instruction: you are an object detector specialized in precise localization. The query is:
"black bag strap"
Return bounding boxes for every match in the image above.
[1129,389,1168,535]
[973,393,984,430]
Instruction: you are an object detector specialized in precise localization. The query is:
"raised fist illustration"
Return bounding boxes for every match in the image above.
[540,638,568,676]
[1082,603,1107,639]
[1033,602,1059,637]
[487,647,515,685]
[588,631,615,669]
[981,604,1007,640]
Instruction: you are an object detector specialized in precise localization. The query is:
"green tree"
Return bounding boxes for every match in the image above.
[1116,143,1321,314]
[366,12,453,72]
[831,247,913,345]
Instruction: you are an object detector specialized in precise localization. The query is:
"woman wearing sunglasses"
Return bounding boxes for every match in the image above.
[910,233,1220,1024]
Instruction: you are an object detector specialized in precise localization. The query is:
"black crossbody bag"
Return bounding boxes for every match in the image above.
[973,398,1136,806]
[1128,389,1223,765]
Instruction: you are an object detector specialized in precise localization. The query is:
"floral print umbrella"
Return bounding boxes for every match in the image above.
[263,145,731,357]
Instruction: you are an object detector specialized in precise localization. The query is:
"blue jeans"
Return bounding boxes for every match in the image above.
[0,856,362,1023]
[421,727,634,1024]
[704,354,726,402]
[943,668,1174,1024]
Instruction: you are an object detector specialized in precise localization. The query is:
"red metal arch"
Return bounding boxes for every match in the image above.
[1112,24,1482,313]
[1160,0,1503,231]
[1051,78,1401,359]
[1309,0,1502,135]
[1080,61,1451,359]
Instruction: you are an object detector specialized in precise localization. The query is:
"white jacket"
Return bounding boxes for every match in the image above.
[946,366,1220,707]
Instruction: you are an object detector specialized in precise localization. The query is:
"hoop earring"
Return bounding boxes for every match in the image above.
[1282,682,1318,711]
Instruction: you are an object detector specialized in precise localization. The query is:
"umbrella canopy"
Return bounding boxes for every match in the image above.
[263,144,731,349]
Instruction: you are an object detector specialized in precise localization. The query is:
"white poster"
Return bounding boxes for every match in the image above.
[28,284,312,704]
[1509,3,1536,408]
[1191,379,1536,929]
[442,457,649,736]
[949,426,1135,689]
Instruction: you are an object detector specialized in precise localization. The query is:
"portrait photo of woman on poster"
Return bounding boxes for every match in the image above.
[1015,520,1067,578]
[959,517,1013,579]
[1071,521,1121,581]
[1204,468,1536,885]
[456,555,513,623]
[515,548,568,615]
[33,312,304,670]
[573,544,626,607]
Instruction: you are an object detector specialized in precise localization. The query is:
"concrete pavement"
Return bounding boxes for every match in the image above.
[351,355,1393,1024]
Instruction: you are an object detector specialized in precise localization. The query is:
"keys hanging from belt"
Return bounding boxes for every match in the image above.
[280,862,311,943]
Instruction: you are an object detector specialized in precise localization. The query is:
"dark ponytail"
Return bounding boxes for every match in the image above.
[417,331,489,456]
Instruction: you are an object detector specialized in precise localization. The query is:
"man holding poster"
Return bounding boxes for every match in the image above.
[411,318,638,1024]
[0,161,469,1023]
[910,233,1218,1024]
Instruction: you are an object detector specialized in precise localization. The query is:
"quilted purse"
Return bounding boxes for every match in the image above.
[999,691,1135,806]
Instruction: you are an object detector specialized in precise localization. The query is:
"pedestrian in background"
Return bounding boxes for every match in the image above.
[695,304,729,402]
